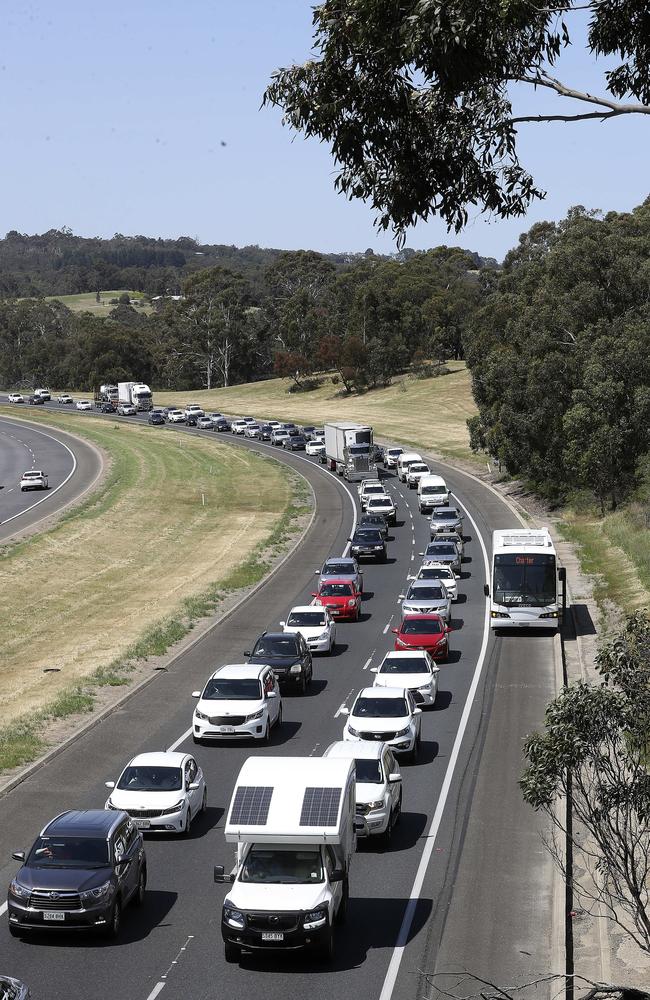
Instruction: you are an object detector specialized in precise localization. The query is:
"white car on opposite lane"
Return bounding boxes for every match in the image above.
[192,663,281,743]
[280,605,337,654]
[371,650,440,708]
[104,751,207,835]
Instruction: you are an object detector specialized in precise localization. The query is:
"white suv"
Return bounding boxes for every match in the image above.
[399,580,451,621]
[406,462,431,489]
[340,686,422,762]
[280,605,336,654]
[105,751,207,835]
[184,404,205,419]
[360,483,388,509]
[413,562,458,601]
[323,740,402,839]
[371,651,440,708]
[231,419,249,435]
[192,664,281,743]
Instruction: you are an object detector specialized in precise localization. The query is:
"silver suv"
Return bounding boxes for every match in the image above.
[419,540,461,576]
[398,580,451,621]
[429,507,463,536]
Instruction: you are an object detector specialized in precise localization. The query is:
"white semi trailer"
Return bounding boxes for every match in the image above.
[324,422,375,482]
[117,381,153,411]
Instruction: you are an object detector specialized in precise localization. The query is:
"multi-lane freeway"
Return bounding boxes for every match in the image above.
[0,400,558,1000]
[0,414,102,542]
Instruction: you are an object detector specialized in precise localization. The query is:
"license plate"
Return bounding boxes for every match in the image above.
[262,931,284,941]
[134,818,150,829]
[43,911,65,921]
[220,725,235,733]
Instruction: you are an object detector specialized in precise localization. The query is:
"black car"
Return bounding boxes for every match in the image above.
[257,423,273,440]
[0,976,30,999]
[300,425,317,440]
[7,809,146,939]
[373,444,385,464]
[27,395,45,405]
[359,512,389,539]
[213,417,230,432]
[185,413,199,427]
[148,410,166,425]
[349,527,388,562]
[283,434,306,451]
[100,402,116,413]
[245,632,313,693]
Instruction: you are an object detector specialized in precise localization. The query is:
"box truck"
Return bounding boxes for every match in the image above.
[117,381,153,411]
[324,422,375,482]
[214,755,357,963]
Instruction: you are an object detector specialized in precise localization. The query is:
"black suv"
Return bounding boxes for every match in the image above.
[8,809,146,939]
[349,527,388,562]
[359,512,389,539]
[245,632,313,694]
[147,410,166,425]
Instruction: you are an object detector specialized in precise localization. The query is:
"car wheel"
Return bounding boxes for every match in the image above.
[335,877,349,924]
[135,866,147,906]
[104,898,121,939]
[395,789,403,824]
[224,941,240,964]
[192,735,204,746]
[315,924,335,962]
[276,703,283,728]
[263,720,271,743]
[299,674,307,695]
[354,607,360,622]
[408,736,420,765]
[8,924,21,937]
[182,806,192,836]
[201,787,208,812]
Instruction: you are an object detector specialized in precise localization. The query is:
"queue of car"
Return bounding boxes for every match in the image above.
[5,407,468,968]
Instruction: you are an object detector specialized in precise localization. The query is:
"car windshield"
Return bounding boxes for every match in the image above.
[320,583,353,596]
[368,498,391,507]
[427,544,456,556]
[251,637,299,657]
[400,618,443,635]
[240,848,323,884]
[117,765,183,791]
[355,759,382,783]
[287,612,327,627]
[353,697,408,718]
[354,530,382,543]
[379,656,429,674]
[434,512,458,521]
[407,586,445,600]
[419,568,452,580]
[323,562,354,576]
[410,465,429,473]
[28,837,109,868]
[422,486,446,495]
[202,678,262,699]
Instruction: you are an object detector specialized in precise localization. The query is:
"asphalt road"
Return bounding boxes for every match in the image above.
[0,413,102,542]
[0,400,557,1000]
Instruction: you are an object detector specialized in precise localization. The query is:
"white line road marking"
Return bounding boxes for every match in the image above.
[383,616,394,634]
[334,687,355,717]
[0,422,77,527]
[362,650,375,671]
[308,743,321,756]
[410,552,414,561]
[145,983,166,1000]
[0,902,7,916]
[167,727,192,752]
[378,494,491,1000]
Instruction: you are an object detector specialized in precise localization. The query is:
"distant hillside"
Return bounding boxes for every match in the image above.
[0,228,498,299]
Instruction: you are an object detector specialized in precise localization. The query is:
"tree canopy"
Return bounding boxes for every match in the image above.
[264,1,650,239]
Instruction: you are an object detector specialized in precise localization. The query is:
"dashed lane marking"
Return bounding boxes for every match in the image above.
[334,687,355,718]
[383,616,394,634]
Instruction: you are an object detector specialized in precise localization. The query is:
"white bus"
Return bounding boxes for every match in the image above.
[484,528,565,630]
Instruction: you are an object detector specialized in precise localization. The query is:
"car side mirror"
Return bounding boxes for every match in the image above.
[432,666,441,674]
[105,780,116,789]
[418,552,424,556]
[12,850,25,862]
[391,628,398,634]
[339,706,350,715]
[267,690,277,699]
[445,625,451,632]
[191,690,201,698]
[311,592,318,598]
[398,594,405,600]
[414,707,422,715]
[370,666,378,673]
[314,570,320,575]
[189,781,200,790]
[243,650,251,657]
[279,621,286,627]
[214,865,234,883]
[329,868,345,883]
[558,567,566,581]
[388,773,402,783]
[483,584,489,597]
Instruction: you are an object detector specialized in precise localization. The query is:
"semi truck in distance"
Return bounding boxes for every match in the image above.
[117,381,153,411]
[214,755,357,963]
[94,384,119,407]
[324,422,375,482]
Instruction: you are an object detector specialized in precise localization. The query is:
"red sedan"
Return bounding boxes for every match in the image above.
[392,613,450,660]
[312,579,362,621]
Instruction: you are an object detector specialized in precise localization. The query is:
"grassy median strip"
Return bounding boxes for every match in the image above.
[154,364,478,464]
[0,410,309,772]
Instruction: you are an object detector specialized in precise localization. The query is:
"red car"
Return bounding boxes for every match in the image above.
[392,613,450,660]
[312,579,362,621]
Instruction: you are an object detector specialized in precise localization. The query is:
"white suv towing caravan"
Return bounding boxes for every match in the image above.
[214,755,357,963]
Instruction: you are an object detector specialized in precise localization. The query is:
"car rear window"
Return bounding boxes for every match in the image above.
[400,618,444,635]
[320,583,353,596]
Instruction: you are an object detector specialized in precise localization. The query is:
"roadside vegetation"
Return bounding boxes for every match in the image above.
[0,408,308,772]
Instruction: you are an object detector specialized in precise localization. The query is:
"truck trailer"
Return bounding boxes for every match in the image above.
[324,422,375,482]
[117,381,153,411]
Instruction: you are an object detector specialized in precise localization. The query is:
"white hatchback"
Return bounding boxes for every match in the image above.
[413,562,458,601]
[340,686,422,762]
[371,650,440,708]
[323,740,402,839]
[192,663,281,743]
[105,751,206,835]
[305,439,325,456]
[168,409,185,423]
[8,393,23,403]
[280,605,336,654]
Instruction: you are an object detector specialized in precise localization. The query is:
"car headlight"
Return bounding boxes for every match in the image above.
[366,800,384,811]
[195,709,209,721]
[394,726,412,738]
[347,725,360,738]
[290,663,302,674]
[224,906,245,929]
[303,907,328,930]
[490,611,511,619]
[316,630,330,641]
[9,879,30,899]
[418,682,432,692]
[347,599,356,607]
[539,611,558,619]
[80,880,113,902]
[106,799,118,810]
[374,545,383,550]
[246,708,264,722]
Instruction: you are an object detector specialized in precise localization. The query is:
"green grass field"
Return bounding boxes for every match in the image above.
[154,364,478,464]
[0,407,303,769]
[44,289,153,315]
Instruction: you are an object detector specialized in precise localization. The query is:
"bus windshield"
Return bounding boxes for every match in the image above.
[493,554,556,607]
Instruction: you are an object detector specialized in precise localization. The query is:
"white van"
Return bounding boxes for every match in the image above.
[396,452,422,483]
[417,474,450,512]
[214,756,357,963]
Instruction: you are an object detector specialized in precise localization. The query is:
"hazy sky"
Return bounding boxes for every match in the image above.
[1,0,648,260]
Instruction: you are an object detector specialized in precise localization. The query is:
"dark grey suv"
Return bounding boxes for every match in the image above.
[8,809,146,939]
